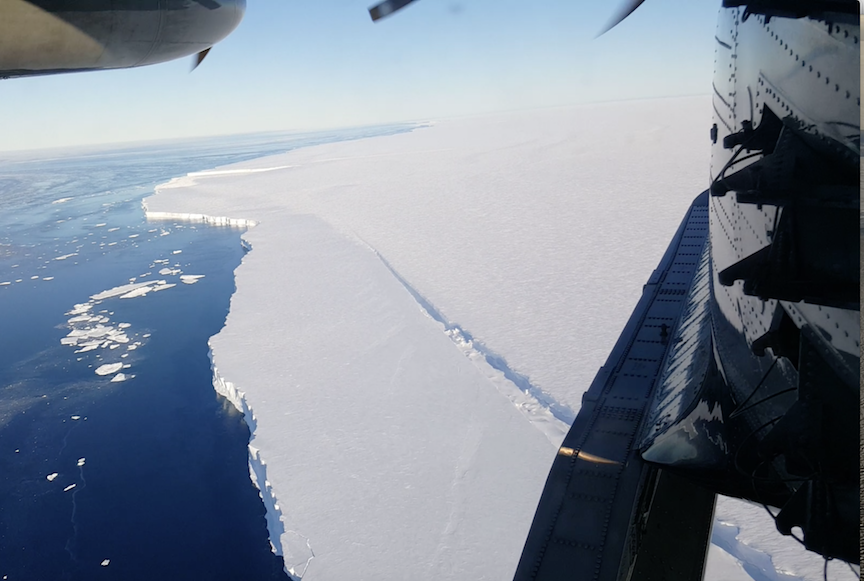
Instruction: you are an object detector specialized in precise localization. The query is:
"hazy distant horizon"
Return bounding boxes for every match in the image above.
[3,0,719,151]
[1,92,711,156]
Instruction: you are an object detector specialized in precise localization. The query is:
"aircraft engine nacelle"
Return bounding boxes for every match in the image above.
[0,0,246,78]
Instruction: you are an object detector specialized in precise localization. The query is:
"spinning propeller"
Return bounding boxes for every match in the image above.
[366,0,646,35]
[191,0,645,71]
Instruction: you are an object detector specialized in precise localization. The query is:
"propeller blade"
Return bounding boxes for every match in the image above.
[597,0,645,36]
[368,0,418,21]
[191,47,212,72]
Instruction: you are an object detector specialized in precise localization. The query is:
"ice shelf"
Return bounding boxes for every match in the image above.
[144,98,847,581]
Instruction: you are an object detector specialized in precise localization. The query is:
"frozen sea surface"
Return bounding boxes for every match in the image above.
[146,96,858,580]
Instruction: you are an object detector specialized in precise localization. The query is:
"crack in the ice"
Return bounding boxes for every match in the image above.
[284,531,315,580]
[712,521,804,581]
[363,243,575,426]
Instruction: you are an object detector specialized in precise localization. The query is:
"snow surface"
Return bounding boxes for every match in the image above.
[144,97,850,581]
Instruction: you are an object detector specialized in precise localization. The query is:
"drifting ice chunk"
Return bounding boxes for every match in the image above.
[91,281,155,301]
[108,332,130,343]
[180,275,204,284]
[158,267,181,275]
[67,304,91,316]
[47,473,58,481]
[101,560,110,567]
[77,458,85,467]
[63,484,76,492]
[119,286,153,299]
[110,373,127,383]
[74,342,101,353]
[95,363,123,376]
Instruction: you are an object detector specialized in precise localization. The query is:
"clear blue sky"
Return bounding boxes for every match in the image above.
[1,0,719,152]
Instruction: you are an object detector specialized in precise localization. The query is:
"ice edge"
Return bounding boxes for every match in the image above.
[210,350,298,578]
[142,195,258,227]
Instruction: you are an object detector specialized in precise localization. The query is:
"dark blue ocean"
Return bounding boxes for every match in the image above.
[0,126,411,581]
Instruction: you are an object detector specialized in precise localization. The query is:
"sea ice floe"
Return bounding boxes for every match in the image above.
[51,197,73,204]
[77,458,85,467]
[107,227,120,232]
[71,416,81,420]
[67,303,92,315]
[158,267,181,275]
[91,281,155,301]
[62,259,185,377]
[47,473,58,481]
[55,253,78,260]
[42,277,54,281]
[95,363,124,376]
[101,560,110,567]
[172,250,182,254]
[0,282,9,286]
[63,484,76,492]
[110,373,127,383]
[74,343,101,353]
[30,275,38,280]
[68,325,111,339]
[119,287,152,299]
[180,275,204,284]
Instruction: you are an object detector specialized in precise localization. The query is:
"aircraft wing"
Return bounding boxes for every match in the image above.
[514,191,716,581]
